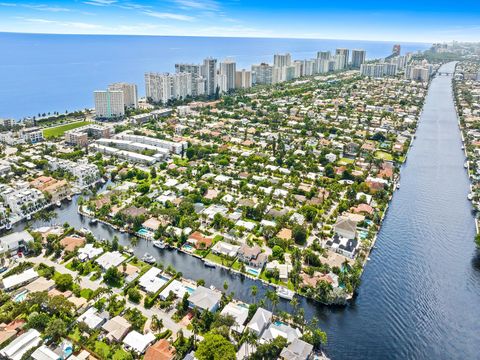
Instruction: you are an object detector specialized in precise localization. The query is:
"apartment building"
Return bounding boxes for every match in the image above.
[46,156,100,188]
[108,83,138,109]
[64,123,111,146]
[94,90,125,119]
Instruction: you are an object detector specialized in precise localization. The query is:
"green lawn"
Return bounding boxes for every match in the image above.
[374,150,393,161]
[112,349,131,360]
[339,157,354,164]
[43,121,92,139]
[231,260,243,271]
[204,252,235,267]
[80,288,93,300]
[94,341,111,359]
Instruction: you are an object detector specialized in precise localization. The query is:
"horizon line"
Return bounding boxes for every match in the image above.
[0,30,433,45]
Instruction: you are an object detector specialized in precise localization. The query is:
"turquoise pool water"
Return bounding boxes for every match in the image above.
[185,286,195,294]
[14,290,28,302]
[183,244,194,251]
[137,228,149,236]
[247,268,259,276]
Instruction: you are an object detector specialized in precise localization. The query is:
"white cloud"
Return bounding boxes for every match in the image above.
[143,10,194,21]
[174,0,220,11]
[23,4,71,12]
[83,0,117,6]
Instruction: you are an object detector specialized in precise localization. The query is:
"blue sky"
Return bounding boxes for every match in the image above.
[0,0,479,42]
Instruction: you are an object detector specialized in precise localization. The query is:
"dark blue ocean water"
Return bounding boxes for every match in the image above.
[0,32,429,120]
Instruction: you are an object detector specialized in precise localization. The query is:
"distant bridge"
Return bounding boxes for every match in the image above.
[437,72,454,76]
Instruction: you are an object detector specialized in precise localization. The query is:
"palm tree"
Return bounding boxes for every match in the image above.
[250,285,258,304]
[243,329,258,357]
[266,289,279,314]
[151,314,163,333]
[74,274,82,286]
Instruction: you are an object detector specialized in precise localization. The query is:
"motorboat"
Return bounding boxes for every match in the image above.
[396,183,400,190]
[66,195,72,201]
[467,193,473,201]
[142,253,156,264]
[123,246,134,254]
[464,162,469,169]
[204,261,216,268]
[276,287,295,300]
[153,240,166,249]
[90,218,98,224]
[56,201,61,207]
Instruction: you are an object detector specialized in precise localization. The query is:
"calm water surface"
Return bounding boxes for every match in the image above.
[12,58,480,358]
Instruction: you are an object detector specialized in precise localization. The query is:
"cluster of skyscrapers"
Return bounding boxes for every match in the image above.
[94,83,138,119]
[360,45,413,79]
[144,48,367,105]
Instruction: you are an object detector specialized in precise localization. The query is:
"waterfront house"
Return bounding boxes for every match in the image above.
[261,322,302,343]
[188,286,222,312]
[237,244,268,269]
[245,307,272,337]
[265,261,292,282]
[280,338,314,360]
[95,251,125,271]
[334,216,357,239]
[187,231,213,250]
[138,267,169,294]
[31,345,61,360]
[159,279,191,301]
[211,241,240,258]
[60,235,86,252]
[78,244,104,261]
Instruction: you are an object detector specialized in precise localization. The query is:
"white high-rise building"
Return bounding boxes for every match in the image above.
[293,61,303,77]
[219,59,236,91]
[94,90,125,119]
[335,48,350,69]
[333,55,346,71]
[405,62,432,82]
[202,58,217,96]
[175,63,203,96]
[303,60,315,76]
[145,72,192,104]
[351,49,366,69]
[235,69,252,89]
[252,63,273,85]
[316,59,330,74]
[360,63,397,78]
[273,53,292,67]
[108,83,138,109]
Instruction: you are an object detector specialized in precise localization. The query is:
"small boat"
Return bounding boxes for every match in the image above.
[204,261,216,268]
[142,253,156,264]
[100,178,106,184]
[90,218,98,224]
[26,215,31,221]
[5,223,12,230]
[461,146,465,150]
[123,246,134,254]
[468,193,473,201]
[464,162,469,169]
[66,195,72,201]
[79,227,91,234]
[367,257,371,261]
[153,240,166,249]
[56,201,61,207]
[276,287,295,300]
[396,183,400,190]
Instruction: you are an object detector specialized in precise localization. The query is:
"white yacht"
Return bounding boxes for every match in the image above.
[276,287,295,300]
[153,240,166,249]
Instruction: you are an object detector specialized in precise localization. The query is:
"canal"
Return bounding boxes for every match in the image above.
[16,62,480,359]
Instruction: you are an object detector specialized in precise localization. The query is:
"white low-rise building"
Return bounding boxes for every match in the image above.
[0,329,41,360]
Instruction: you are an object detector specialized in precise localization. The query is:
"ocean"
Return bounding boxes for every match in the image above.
[0,32,429,120]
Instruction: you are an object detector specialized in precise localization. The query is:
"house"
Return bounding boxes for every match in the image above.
[122,330,156,354]
[142,217,162,232]
[0,231,33,255]
[144,339,176,360]
[265,261,292,282]
[280,338,314,360]
[2,269,39,291]
[187,232,213,250]
[246,307,272,336]
[237,244,268,269]
[334,216,357,239]
[138,267,169,294]
[102,316,131,342]
[188,286,222,312]
[31,345,61,360]
[60,236,86,252]
[95,251,125,271]
[78,244,104,261]
[325,234,359,259]
[159,280,191,301]
[0,320,25,346]
[0,328,41,360]
[220,302,249,333]
[261,322,302,343]
[211,241,240,258]
[77,307,107,330]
